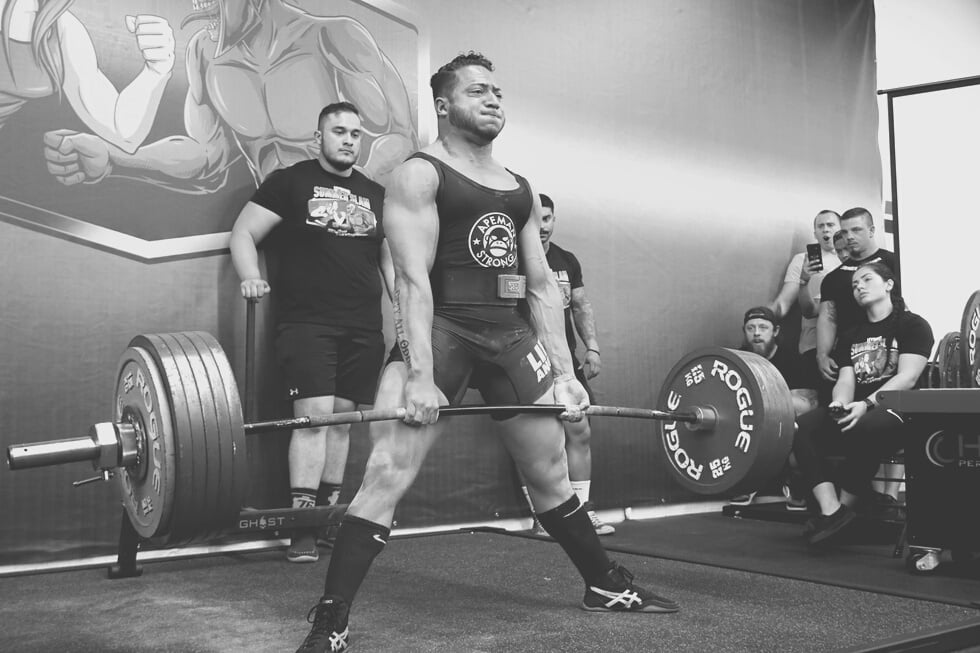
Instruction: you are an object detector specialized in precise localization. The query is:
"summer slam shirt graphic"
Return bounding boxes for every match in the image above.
[306,185,378,237]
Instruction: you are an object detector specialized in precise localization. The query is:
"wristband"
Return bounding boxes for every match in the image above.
[586,348,600,356]
[862,397,876,411]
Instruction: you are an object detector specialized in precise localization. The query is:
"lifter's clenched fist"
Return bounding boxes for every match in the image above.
[402,375,442,426]
[554,374,589,422]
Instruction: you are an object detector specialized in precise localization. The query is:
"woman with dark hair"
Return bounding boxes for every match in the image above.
[793,261,934,545]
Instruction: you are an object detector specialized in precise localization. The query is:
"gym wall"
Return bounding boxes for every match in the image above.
[0,0,880,565]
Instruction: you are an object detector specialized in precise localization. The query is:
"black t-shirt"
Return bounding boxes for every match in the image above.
[832,310,934,400]
[741,344,817,391]
[819,249,899,333]
[252,159,385,330]
[544,243,583,356]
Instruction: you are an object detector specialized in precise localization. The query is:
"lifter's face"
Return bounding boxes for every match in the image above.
[439,65,505,142]
[315,111,362,173]
[744,319,778,358]
[539,206,556,245]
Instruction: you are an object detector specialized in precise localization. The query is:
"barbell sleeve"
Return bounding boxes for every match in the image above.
[8,436,100,470]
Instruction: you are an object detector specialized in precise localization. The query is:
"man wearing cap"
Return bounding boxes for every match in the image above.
[729,306,819,507]
[742,306,819,416]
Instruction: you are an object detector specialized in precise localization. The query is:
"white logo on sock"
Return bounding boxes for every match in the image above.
[372,533,387,545]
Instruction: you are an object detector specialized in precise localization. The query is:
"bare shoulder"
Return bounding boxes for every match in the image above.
[388,155,439,204]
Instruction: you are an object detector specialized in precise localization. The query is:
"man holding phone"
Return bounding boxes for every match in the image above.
[769,209,843,381]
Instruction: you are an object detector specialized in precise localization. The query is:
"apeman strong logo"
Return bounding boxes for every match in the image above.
[469,212,517,268]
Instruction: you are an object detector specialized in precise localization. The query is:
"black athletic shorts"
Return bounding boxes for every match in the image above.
[389,308,553,409]
[276,322,385,404]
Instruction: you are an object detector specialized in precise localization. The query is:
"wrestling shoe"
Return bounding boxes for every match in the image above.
[584,502,615,535]
[807,505,857,545]
[287,531,319,563]
[297,597,350,652]
[582,562,679,613]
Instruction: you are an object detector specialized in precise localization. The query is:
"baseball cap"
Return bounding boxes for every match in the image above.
[743,306,777,326]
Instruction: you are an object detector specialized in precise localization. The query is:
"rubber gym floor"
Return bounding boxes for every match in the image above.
[2,510,979,653]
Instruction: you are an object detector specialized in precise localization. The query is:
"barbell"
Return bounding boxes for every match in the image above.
[6,331,796,544]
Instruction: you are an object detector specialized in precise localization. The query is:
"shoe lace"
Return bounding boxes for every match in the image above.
[300,600,345,650]
[609,562,635,588]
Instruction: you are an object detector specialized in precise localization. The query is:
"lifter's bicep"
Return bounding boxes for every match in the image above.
[384,160,439,277]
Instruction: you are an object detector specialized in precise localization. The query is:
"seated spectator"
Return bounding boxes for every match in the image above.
[728,306,818,507]
[742,306,819,415]
[791,262,933,545]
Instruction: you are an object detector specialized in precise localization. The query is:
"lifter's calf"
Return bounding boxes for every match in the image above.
[520,448,573,513]
[562,418,593,482]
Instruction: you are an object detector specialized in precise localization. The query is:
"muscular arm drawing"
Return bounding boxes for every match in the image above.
[56,12,175,153]
[318,17,418,182]
[44,31,240,193]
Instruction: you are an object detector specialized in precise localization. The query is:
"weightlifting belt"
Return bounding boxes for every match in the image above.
[434,268,526,306]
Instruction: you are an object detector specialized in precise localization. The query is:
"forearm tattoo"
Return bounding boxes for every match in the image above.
[573,298,598,344]
[393,287,411,367]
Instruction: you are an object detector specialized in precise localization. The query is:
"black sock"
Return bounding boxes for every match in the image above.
[317,482,342,506]
[323,515,391,605]
[537,495,611,586]
[291,487,317,509]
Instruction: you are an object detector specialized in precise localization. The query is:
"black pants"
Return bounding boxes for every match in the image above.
[793,405,906,496]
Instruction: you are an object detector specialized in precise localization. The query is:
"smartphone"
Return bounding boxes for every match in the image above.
[805,243,823,272]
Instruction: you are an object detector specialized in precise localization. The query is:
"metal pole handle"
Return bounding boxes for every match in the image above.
[245,298,258,423]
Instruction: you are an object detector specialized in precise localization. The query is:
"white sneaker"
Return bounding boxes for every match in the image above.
[529,516,551,538]
[727,491,757,506]
[585,502,615,535]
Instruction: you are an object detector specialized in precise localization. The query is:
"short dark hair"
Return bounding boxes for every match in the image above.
[814,209,840,226]
[318,102,359,127]
[430,51,495,100]
[832,229,846,243]
[840,207,874,228]
[539,193,554,211]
